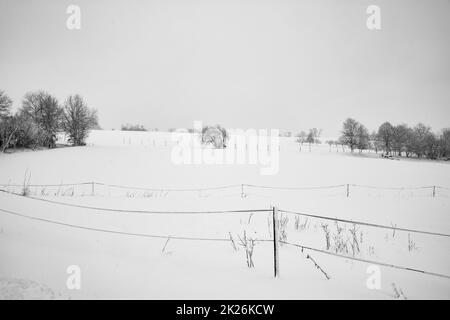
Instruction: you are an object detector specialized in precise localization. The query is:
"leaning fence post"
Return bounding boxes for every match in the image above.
[272,206,280,278]
[346,184,350,198]
[432,186,436,197]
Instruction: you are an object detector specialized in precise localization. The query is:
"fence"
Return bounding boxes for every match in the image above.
[1,188,450,281]
[0,181,449,198]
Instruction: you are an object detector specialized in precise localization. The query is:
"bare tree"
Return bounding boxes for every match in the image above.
[62,95,98,146]
[377,122,394,154]
[391,124,409,156]
[439,128,450,159]
[306,128,321,144]
[340,118,359,152]
[410,123,432,158]
[296,131,307,144]
[21,91,62,148]
[0,90,12,118]
[0,90,14,151]
[356,123,370,153]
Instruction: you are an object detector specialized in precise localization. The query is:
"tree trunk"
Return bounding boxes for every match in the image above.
[1,127,18,153]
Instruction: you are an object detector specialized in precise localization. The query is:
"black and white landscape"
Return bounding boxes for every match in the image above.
[0,0,449,300]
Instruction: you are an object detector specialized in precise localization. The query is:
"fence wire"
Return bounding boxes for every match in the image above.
[1,205,449,280]
[280,209,450,238]
[1,188,449,238]
[0,189,270,215]
[1,181,449,194]
[281,241,450,280]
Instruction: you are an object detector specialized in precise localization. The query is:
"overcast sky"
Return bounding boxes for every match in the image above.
[0,0,449,137]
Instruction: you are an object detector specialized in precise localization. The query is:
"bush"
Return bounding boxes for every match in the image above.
[121,123,147,131]
[201,124,228,148]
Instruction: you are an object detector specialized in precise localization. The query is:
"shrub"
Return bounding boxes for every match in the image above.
[201,124,228,148]
[121,123,147,131]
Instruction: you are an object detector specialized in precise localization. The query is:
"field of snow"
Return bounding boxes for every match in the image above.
[0,129,449,299]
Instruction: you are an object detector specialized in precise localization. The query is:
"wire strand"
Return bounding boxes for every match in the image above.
[1,205,448,280]
[2,181,448,192]
[281,241,450,280]
[0,207,271,242]
[0,189,270,215]
[279,209,450,238]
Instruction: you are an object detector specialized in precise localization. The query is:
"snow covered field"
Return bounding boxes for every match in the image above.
[0,130,449,299]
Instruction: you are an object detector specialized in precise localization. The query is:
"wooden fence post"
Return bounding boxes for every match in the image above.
[241,184,244,198]
[346,184,350,198]
[91,181,95,196]
[432,186,436,197]
[272,206,280,278]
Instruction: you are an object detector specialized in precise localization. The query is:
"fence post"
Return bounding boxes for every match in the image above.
[272,206,280,278]
[346,184,350,198]
[91,181,95,196]
[432,186,436,197]
[241,184,245,198]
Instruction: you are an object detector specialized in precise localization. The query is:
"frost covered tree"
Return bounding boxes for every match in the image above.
[62,95,98,146]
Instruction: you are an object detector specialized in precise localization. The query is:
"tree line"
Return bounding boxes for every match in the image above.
[338,118,450,160]
[0,90,98,152]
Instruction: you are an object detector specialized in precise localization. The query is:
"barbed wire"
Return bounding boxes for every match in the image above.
[281,241,450,280]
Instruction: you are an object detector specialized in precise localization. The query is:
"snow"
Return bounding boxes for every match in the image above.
[0,130,449,299]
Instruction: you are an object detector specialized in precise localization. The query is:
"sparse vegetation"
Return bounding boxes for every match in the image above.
[237,230,256,268]
[321,223,331,250]
[294,216,308,232]
[391,283,407,300]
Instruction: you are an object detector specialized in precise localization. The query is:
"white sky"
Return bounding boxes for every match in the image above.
[1,0,449,137]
